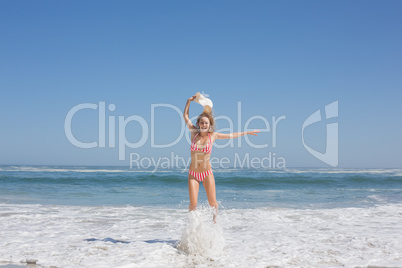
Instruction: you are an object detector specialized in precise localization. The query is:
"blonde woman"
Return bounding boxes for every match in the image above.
[183,95,260,221]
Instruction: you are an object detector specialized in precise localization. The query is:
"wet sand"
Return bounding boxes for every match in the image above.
[0,264,38,268]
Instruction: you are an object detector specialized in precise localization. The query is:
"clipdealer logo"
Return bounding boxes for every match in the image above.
[64,100,339,168]
[302,101,339,167]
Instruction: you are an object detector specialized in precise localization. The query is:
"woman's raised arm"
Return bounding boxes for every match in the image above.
[183,96,196,130]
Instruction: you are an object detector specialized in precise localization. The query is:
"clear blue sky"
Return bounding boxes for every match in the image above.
[0,0,401,168]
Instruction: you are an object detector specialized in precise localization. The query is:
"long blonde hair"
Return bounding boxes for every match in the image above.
[196,105,215,133]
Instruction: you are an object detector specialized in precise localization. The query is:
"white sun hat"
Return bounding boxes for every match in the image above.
[194,92,213,108]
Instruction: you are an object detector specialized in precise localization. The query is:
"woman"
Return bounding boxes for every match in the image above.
[183,95,260,221]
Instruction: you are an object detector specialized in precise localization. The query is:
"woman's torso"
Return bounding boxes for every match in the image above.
[189,132,214,172]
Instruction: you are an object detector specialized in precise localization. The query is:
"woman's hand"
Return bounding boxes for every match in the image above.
[188,95,196,102]
[247,129,261,136]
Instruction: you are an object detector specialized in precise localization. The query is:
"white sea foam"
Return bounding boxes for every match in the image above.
[0,166,180,173]
[283,168,402,175]
[2,166,402,180]
[177,208,225,266]
[0,203,402,267]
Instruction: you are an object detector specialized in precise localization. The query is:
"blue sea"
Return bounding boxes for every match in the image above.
[1,166,402,267]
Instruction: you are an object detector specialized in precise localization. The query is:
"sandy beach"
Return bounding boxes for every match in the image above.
[0,264,37,268]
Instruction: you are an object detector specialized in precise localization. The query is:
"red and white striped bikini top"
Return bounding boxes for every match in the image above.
[190,133,212,154]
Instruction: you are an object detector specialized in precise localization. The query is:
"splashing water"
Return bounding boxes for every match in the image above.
[177,207,225,265]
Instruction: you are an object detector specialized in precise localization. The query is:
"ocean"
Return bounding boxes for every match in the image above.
[0,165,401,267]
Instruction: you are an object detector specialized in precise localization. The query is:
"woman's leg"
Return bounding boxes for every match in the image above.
[203,172,219,221]
[188,175,200,211]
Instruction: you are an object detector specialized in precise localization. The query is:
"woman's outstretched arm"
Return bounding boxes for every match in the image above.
[215,130,260,140]
[183,96,196,130]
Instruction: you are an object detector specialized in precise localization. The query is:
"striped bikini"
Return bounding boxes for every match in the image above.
[190,132,212,154]
[189,132,213,182]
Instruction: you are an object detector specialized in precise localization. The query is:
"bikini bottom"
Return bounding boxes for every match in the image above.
[188,169,212,182]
